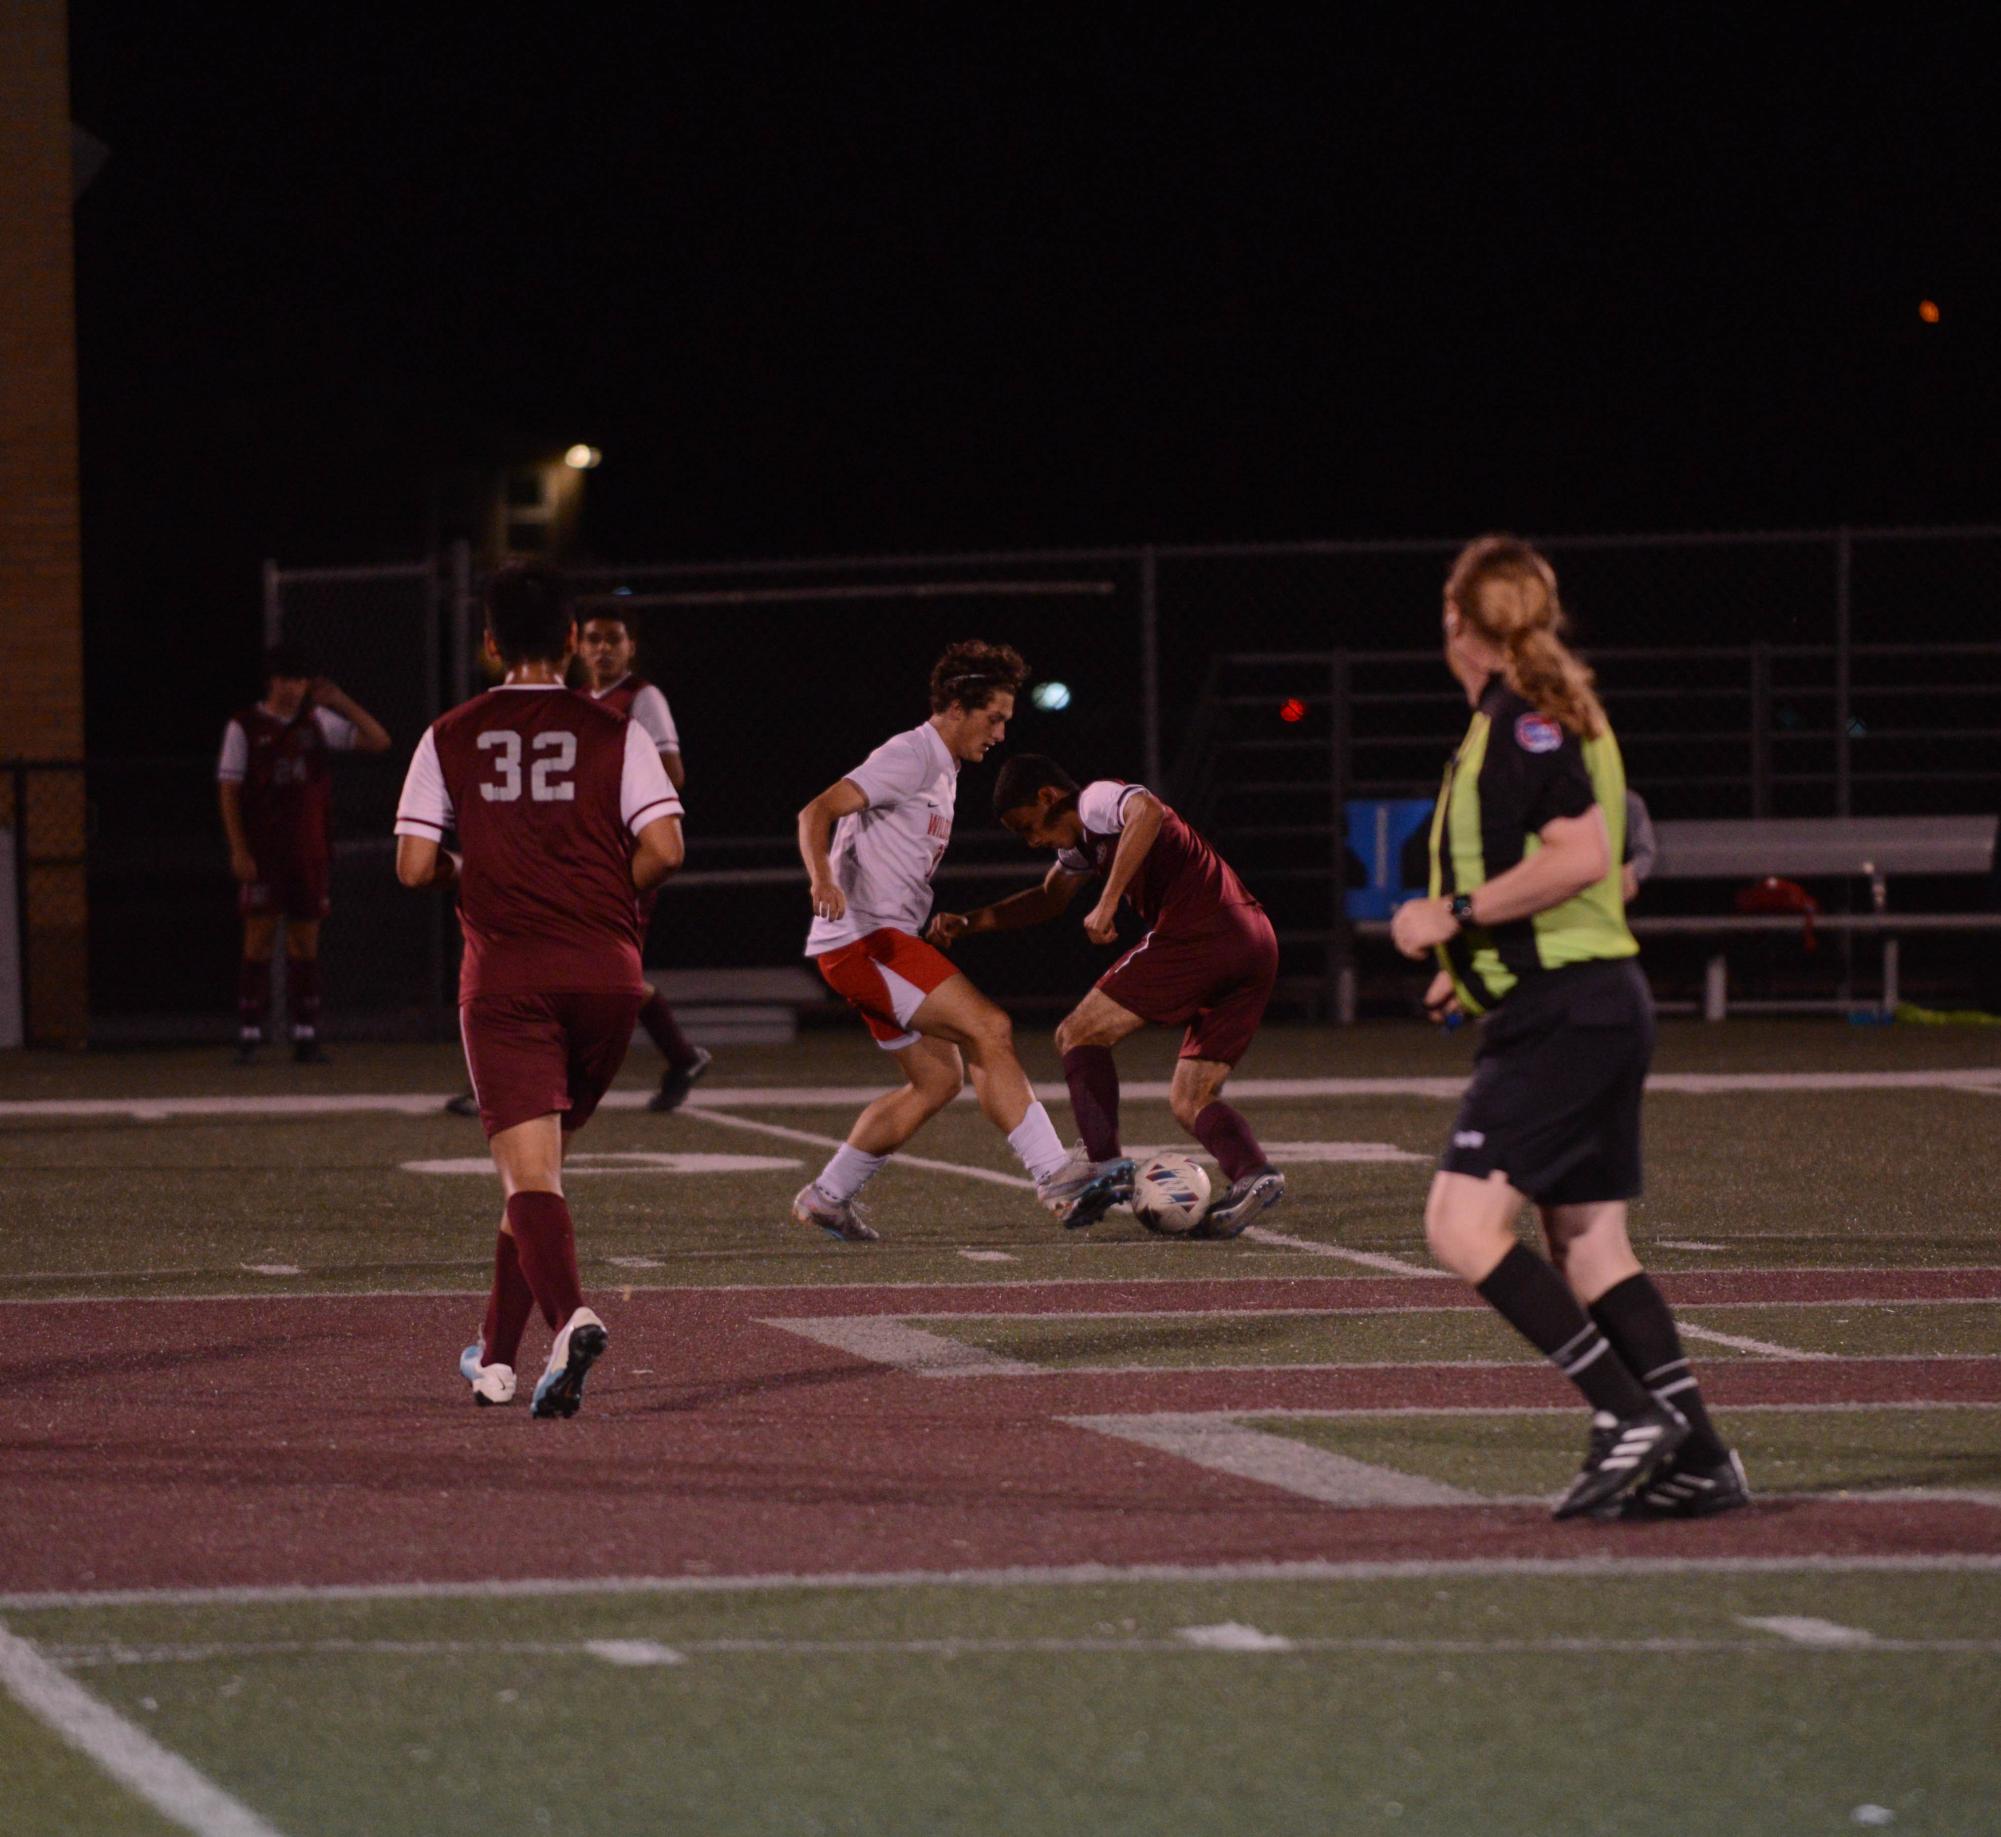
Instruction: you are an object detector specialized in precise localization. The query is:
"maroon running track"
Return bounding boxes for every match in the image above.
[2,1275,1997,1600]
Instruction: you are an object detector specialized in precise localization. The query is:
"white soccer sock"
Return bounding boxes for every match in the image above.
[1008,1102,1070,1185]
[816,1143,887,1204]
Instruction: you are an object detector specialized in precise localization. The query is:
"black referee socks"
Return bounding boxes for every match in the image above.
[1589,1273,1731,1466]
[1476,1244,1654,1417]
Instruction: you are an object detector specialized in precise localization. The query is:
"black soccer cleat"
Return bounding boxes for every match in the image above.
[292,1036,331,1065]
[443,1090,480,1118]
[531,1309,609,1420]
[1552,1403,1690,1521]
[233,1034,262,1066]
[1195,1168,1287,1239]
[648,1046,713,1113]
[1603,1447,1752,1521]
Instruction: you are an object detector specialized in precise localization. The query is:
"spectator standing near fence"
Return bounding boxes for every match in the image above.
[394,563,685,1419]
[217,645,390,1063]
[1391,535,1748,1521]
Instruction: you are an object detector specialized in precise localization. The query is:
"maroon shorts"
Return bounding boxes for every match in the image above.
[239,856,330,922]
[1096,904,1279,1066]
[459,991,644,1139]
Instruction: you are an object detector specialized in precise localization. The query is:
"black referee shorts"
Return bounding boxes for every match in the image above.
[1440,958,1655,1207]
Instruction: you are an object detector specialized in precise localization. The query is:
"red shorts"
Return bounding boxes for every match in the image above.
[1096,904,1279,1066]
[815,928,961,1050]
[459,991,644,1139]
[239,856,330,923]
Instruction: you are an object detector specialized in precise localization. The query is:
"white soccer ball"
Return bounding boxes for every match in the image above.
[1131,1153,1212,1237]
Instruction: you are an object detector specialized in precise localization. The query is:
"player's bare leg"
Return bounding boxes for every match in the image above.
[486,1114,606,1419]
[1425,1171,1685,1518]
[794,1036,963,1241]
[1170,1055,1284,1237]
[283,918,328,1063]
[235,913,279,1062]
[1540,1201,1744,1517]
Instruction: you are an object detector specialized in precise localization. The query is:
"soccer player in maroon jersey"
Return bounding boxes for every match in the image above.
[932,756,1286,1236]
[216,644,390,1062]
[579,609,710,1111]
[394,564,685,1419]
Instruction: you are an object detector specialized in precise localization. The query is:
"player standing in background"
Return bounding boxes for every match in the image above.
[579,608,711,1110]
[1393,535,1745,1519]
[395,563,685,1419]
[934,758,1285,1236]
[792,642,1120,1239]
[217,645,390,1063]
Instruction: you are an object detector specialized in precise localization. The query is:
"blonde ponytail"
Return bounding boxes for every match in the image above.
[1445,535,1607,738]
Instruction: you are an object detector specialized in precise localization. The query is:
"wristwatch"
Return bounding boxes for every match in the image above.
[1448,892,1477,927]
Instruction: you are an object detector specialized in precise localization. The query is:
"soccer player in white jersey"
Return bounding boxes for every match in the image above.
[792,641,1129,1239]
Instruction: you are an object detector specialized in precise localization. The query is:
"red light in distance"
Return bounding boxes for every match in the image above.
[1279,698,1307,724]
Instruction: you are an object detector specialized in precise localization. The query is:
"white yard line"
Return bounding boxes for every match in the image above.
[8,1067,1998,1123]
[763,1317,1040,1377]
[0,1618,285,1837]
[8,1552,2001,1616]
[1064,1413,1482,1507]
[682,1106,1036,1191]
[1737,1615,1879,1648]
[1240,1225,1448,1276]
[1680,1322,1836,1361]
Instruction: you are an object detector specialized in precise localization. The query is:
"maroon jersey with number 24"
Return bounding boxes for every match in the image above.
[393,684,682,1001]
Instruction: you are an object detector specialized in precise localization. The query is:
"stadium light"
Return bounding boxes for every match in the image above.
[1279,697,1307,724]
[564,444,603,470]
[1031,681,1072,712]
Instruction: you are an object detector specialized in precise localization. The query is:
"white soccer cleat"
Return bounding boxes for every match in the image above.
[458,1339,516,1407]
[531,1307,609,1420]
[791,1182,881,1243]
[1035,1144,1137,1230]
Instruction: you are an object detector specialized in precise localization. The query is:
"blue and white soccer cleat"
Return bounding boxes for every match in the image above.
[459,1339,516,1407]
[1036,1146,1138,1230]
[530,1307,609,1420]
[1195,1168,1287,1239]
[791,1182,881,1242]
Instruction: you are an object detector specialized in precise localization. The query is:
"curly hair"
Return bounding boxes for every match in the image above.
[929,639,1029,713]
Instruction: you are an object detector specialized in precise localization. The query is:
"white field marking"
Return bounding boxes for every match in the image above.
[1241,1225,1450,1277]
[1679,1322,1834,1361]
[47,1633,2001,1668]
[11,1553,2001,1619]
[10,1066,1997,1123]
[238,1264,302,1278]
[582,1638,686,1667]
[1065,1414,1482,1508]
[400,1151,800,1177]
[959,1249,1017,1264]
[762,1317,1040,1377]
[0,1619,285,1837]
[684,1106,1036,1192]
[1660,1239,1727,1252]
[607,1256,664,1270]
[1173,1623,1298,1651]
[1189,1400,2001,1418]
[1125,1142,1428,1165]
[1738,1616,1878,1649]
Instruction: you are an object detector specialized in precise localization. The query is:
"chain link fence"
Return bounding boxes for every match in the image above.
[30,524,1992,1040]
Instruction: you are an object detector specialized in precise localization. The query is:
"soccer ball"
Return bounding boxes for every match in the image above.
[1131,1154,1212,1236]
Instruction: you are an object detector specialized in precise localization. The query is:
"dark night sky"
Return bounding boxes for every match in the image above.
[66,6,2000,753]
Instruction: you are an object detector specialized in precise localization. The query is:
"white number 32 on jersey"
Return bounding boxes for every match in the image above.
[477,730,577,803]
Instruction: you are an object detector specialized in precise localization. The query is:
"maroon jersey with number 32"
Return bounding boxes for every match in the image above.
[393,685,681,1000]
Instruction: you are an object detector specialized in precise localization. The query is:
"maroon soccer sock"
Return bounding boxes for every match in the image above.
[1061,1047,1122,1160]
[1192,1101,1267,1183]
[287,956,322,1038]
[505,1190,585,1331]
[480,1228,536,1370]
[236,958,271,1037]
[637,988,700,1071]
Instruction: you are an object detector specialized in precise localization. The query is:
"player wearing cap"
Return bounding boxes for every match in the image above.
[216,645,390,1062]
[935,757,1284,1235]
[1392,534,1746,1521]
[792,642,1116,1239]
[394,563,685,1420]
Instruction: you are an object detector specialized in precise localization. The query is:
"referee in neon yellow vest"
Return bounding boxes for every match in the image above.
[1390,535,1746,1522]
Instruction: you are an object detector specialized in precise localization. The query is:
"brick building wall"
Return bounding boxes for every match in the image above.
[0,0,89,1045]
